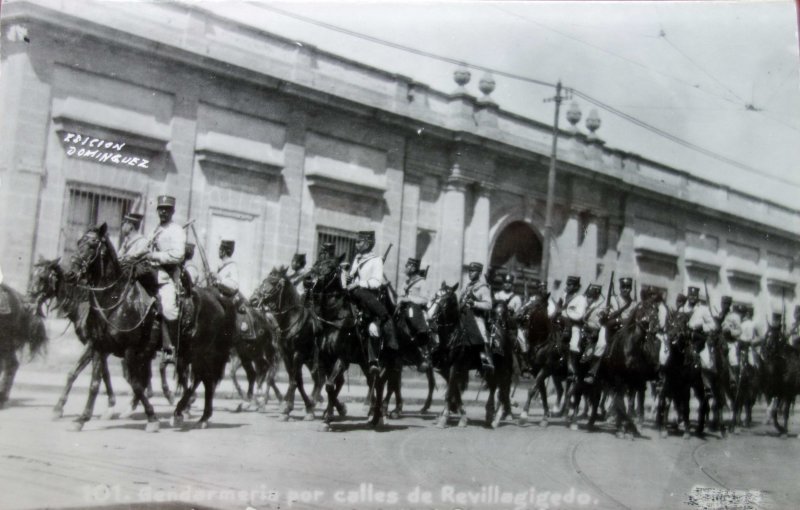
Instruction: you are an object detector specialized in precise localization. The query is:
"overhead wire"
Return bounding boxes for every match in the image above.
[245,2,797,186]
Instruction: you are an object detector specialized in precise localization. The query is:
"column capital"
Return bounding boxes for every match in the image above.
[446,165,472,192]
[475,180,496,197]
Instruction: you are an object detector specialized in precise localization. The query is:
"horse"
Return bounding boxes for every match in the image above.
[519,291,569,426]
[28,258,170,420]
[427,282,512,429]
[0,283,48,407]
[308,255,400,430]
[759,327,800,437]
[228,299,283,412]
[251,266,319,422]
[66,223,235,431]
[728,341,760,434]
[655,312,708,438]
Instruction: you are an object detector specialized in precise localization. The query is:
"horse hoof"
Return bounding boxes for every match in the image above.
[303,412,315,422]
[569,423,579,432]
[278,414,290,422]
[197,421,209,430]
[540,419,549,428]
[458,417,468,428]
[235,403,244,413]
[145,421,160,433]
[336,404,347,417]
[101,409,118,421]
[491,417,501,429]
[69,421,85,432]
[420,406,430,414]
[436,417,447,429]
[52,409,64,420]
[171,415,184,428]
[318,423,332,432]
[615,430,624,439]
[780,432,788,439]
[683,432,691,440]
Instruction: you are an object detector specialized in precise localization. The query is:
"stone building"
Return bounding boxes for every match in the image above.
[1,0,798,319]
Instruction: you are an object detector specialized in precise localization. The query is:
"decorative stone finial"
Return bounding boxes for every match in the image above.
[566,101,582,132]
[453,66,471,92]
[478,72,496,103]
[586,108,601,137]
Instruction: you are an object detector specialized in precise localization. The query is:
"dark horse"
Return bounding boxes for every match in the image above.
[759,326,800,437]
[0,283,48,407]
[251,267,319,421]
[519,291,569,427]
[228,299,283,412]
[427,282,513,429]
[309,255,398,430]
[66,223,235,431]
[656,312,708,438]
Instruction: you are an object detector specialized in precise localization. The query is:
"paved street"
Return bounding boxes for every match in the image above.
[1,323,799,510]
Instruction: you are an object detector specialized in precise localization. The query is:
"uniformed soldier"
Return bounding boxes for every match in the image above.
[738,306,760,366]
[397,257,433,371]
[345,230,397,373]
[789,305,800,349]
[581,284,604,383]
[558,275,587,379]
[212,240,239,298]
[721,302,743,380]
[586,277,634,383]
[494,274,523,315]
[460,262,494,372]
[119,212,148,261]
[673,293,687,315]
[716,295,733,326]
[146,195,186,361]
[680,286,717,370]
[288,253,307,292]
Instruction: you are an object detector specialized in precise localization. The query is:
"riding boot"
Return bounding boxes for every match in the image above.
[367,324,381,375]
[481,341,495,373]
[584,354,602,384]
[161,319,179,364]
[381,318,399,351]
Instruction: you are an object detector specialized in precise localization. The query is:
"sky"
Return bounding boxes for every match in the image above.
[194,0,800,209]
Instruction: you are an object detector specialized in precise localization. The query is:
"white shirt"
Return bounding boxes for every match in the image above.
[403,275,429,306]
[216,258,239,294]
[562,292,587,323]
[349,252,383,289]
[682,302,717,333]
[494,289,522,314]
[584,297,605,331]
[721,311,742,340]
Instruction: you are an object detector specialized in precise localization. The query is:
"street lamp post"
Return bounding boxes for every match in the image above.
[541,81,565,287]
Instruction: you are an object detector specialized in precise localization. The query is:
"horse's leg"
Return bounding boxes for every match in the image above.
[421,367,435,413]
[370,369,387,429]
[389,368,403,419]
[197,378,216,429]
[289,354,314,421]
[781,399,791,437]
[485,382,497,427]
[695,379,708,438]
[636,384,646,427]
[280,353,297,419]
[230,354,245,400]
[0,351,20,408]
[53,344,93,419]
[320,370,338,431]
[242,358,258,405]
[97,355,118,420]
[172,378,201,428]
[72,352,105,431]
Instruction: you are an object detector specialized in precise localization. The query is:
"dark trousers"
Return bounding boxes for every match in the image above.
[402,303,429,337]
[350,288,390,321]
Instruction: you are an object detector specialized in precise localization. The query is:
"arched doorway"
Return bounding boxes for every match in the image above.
[489,221,543,295]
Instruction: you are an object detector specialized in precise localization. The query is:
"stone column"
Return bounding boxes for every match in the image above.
[277,110,308,264]
[439,167,469,286]
[0,24,52,289]
[463,181,493,274]
[578,214,598,284]
[551,209,579,286]
[398,174,421,284]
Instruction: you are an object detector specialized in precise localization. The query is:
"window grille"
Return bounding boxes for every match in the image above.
[316,226,359,264]
[62,185,137,261]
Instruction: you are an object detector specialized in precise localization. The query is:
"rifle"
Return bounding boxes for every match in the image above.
[189,223,213,284]
[782,287,786,335]
[703,278,717,317]
[605,271,616,309]
[382,243,393,263]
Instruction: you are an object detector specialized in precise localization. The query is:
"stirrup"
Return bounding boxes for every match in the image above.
[161,349,175,365]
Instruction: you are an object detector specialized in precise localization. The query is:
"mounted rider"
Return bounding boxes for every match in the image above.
[118,212,148,261]
[737,306,760,368]
[557,275,587,380]
[579,284,604,383]
[211,240,240,299]
[494,274,524,359]
[680,286,717,370]
[789,305,800,349]
[287,253,307,294]
[345,230,398,374]
[146,195,186,363]
[460,262,494,373]
[721,301,744,380]
[397,257,433,372]
[304,242,338,304]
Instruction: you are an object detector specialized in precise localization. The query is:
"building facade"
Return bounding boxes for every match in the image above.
[1,0,798,318]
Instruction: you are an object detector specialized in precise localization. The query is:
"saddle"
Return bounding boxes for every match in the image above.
[236,303,263,341]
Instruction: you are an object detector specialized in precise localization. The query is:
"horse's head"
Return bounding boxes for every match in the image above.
[253,266,293,310]
[68,223,118,283]
[28,257,63,316]
[428,281,459,326]
[311,253,347,295]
